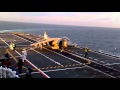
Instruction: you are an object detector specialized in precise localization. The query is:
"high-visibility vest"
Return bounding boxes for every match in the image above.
[85,48,88,52]
[9,44,13,50]
[12,43,15,47]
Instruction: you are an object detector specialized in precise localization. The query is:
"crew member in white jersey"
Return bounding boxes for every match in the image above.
[21,48,27,62]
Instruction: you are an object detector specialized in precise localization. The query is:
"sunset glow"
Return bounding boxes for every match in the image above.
[0,12,119,28]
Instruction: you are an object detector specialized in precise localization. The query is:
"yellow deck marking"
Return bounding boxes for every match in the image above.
[54,66,57,68]
[65,65,68,67]
[50,67,53,68]
[69,65,72,66]
[57,66,61,68]
[72,64,75,66]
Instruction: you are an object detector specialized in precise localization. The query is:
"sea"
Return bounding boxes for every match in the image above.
[0,21,120,56]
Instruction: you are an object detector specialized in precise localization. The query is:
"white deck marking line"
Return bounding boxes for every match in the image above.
[0,37,50,78]
[0,46,8,48]
[75,52,78,54]
[31,49,63,66]
[43,66,85,72]
[22,35,40,42]
[89,49,120,60]
[14,34,41,43]
[0,38,10,46]
[66,49,85,56]
[19,66,86,75]
[79,54,83,55]
[0,45,29,48]
[63,50,91,63]
[94,59,98,61]
[105,63,120,66]
[85,65,116,78]
[25,36,35,40]
[89,57,120,72]
[43,47,82,65]
[93,59,105,64]
[12,34,33,43]
[15,42,26,44]
[99,61,105,63]
[89,57,93,59]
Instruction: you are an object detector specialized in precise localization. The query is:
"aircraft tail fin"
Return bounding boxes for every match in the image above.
[44,31,48,40]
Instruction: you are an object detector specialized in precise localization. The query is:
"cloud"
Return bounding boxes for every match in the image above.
[19,12,81,17]
[0,12,22,21]
[96,18,111,21]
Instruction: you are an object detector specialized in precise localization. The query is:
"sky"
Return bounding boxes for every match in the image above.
[0,12,120,28]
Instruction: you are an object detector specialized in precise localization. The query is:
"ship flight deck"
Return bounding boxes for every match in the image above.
[0,32,120,78]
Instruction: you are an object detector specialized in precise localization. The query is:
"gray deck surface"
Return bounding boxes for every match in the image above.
[1,32,120,78]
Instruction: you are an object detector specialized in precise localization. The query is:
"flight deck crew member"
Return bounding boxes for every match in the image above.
[84,47,89,58]
[21,48,27,62]
[1,65,7,78]
[17,58,23,74]
[9,42,14,50]
[13,41,16,51]
[26,67,33,78]
[4,52,10,60]
[4,52,11,68]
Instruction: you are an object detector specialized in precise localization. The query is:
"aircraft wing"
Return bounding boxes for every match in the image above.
[30,38,60,46]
